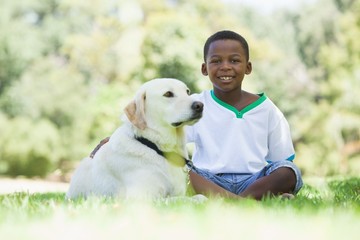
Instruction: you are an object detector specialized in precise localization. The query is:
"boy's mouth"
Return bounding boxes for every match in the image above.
[219,76,234,81]
[219,76,233,81]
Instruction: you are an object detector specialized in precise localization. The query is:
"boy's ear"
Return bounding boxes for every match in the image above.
[201,63,208,76]
[245,61,252,75]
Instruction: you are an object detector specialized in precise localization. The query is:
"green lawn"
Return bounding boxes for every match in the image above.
[0,177,359,240]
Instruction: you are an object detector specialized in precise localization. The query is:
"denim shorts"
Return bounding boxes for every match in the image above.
[187,161,303,195]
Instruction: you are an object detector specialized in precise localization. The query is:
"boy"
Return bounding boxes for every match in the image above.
[90,30,303,200]
[185,30,303,200]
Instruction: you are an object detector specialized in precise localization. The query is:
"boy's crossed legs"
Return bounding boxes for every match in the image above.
[188,161,303,200]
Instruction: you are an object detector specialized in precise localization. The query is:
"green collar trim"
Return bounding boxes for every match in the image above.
[210,90,267,118]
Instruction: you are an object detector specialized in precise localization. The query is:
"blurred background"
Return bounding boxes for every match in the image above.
[0,0,359,181]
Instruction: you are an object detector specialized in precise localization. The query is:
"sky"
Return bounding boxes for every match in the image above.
[225,0,317,13]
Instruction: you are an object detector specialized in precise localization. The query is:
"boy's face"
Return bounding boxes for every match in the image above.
[201,39,252,93]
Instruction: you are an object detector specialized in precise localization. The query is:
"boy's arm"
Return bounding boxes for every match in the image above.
[90,137,110,158]
[267,117,295,162]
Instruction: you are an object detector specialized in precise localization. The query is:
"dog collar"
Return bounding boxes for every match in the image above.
[135,136,191,166]
[135,136,164,156]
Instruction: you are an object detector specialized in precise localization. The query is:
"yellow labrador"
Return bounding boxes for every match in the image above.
[66,78,203,200]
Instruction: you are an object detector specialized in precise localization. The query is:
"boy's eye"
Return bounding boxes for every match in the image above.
[210,59,221,63]
[163,91,174,98]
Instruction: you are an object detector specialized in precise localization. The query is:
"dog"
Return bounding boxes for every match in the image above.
[66,78,203,200]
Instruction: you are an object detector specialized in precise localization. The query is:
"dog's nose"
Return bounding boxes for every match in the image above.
[191,101,204,113]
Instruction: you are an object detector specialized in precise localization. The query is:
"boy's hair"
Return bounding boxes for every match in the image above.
[203,30,250,62]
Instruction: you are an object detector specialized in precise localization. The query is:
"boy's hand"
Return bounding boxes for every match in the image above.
[90,137,110,158]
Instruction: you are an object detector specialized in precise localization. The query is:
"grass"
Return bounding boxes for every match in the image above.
[0,177,359,240]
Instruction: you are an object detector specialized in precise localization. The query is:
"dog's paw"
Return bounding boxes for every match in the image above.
[191,194,208,203]
[160,194,208,204]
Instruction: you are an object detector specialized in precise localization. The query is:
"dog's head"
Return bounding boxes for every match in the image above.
[124,78,203,131]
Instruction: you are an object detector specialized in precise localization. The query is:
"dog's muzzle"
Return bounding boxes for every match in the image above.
[171,101,204,127]
[189,101,203,120]
[192,101,203,114]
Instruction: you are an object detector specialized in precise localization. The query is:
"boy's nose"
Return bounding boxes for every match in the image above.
[220,61,231,69]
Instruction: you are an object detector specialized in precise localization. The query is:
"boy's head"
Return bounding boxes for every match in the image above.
[203,30,250,62]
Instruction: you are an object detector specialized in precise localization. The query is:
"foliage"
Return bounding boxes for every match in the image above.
[0,0,359,177]
[288,0,360,175]
[0,116,59,177]
[138,11,205,92]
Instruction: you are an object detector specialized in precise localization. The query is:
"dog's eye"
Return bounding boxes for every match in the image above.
[186,89,191,95]
[163,91,174,98]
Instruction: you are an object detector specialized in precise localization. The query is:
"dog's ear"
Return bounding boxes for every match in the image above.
[124,90,147,130]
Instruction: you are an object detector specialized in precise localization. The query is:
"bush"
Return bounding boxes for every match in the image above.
[0,116,61,177]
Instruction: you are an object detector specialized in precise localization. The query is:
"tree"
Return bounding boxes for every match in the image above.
[138,11,205,92]
[0,0,141,177]
[290,0,360,175]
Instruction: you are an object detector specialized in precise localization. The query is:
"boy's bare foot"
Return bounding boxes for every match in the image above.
[280,193,295,199]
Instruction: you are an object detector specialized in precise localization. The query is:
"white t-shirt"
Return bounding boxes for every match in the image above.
[186,90,295,174]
